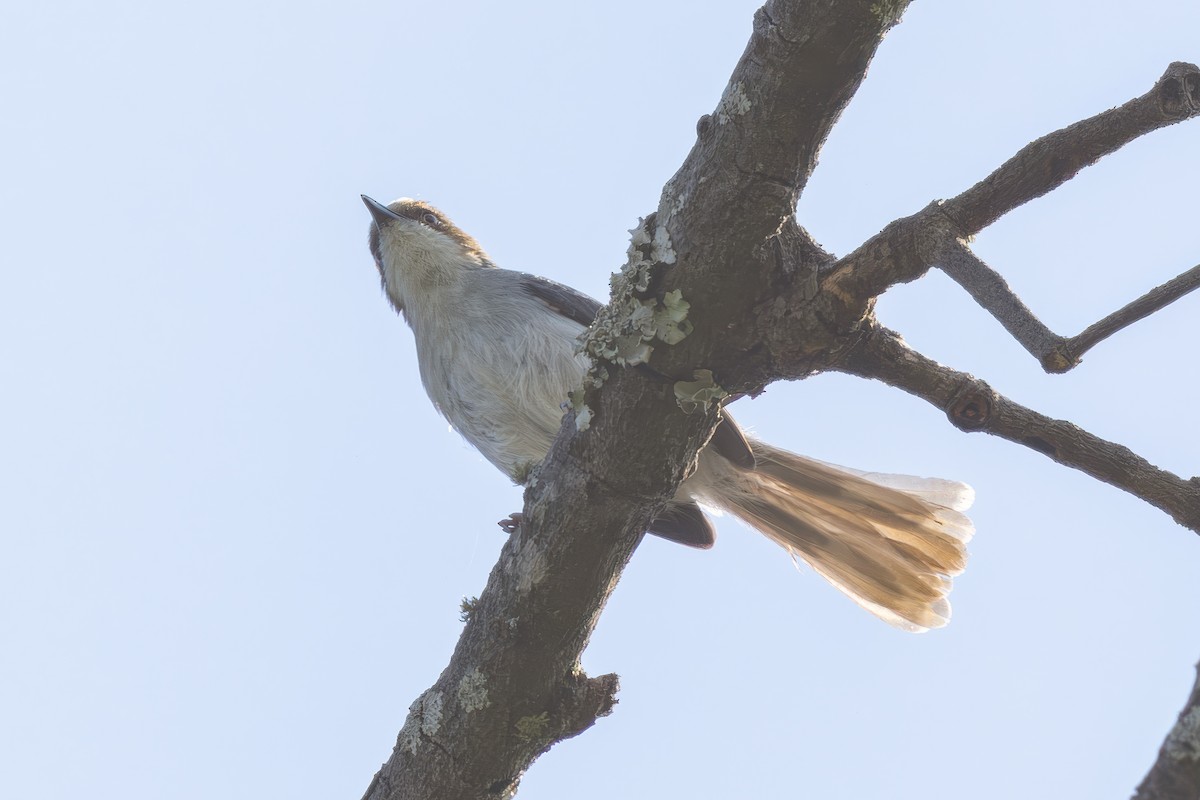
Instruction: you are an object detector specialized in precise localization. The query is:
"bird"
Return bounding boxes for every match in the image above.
[362,194,975,632]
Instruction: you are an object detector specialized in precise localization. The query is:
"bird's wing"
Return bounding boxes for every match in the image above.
[518,274,603,328]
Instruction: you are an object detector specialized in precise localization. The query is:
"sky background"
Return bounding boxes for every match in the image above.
[2,1,1198,798]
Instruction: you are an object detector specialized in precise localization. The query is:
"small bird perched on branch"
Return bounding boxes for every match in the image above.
[362,195,975,632]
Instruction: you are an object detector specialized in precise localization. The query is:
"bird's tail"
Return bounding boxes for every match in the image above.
[697,440,975,632]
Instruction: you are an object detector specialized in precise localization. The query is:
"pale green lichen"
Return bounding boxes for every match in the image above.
[399,689,445,755]
[582,264,692,367]
[614,331,655,365]
[584,289,691,367]
[628,209,677,268]
[654,289,693,344]
[456,667,489,713]
[578,211,691,423]
[674,369,728,414]
[421,691,443,731]
[514,712,551,743]
[507,535,548,594]
[715,81,752,124]
[567,388,593,431]
[574,403,593,431]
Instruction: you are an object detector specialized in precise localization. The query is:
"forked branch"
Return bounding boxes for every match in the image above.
[823,61,1200,309]
[936,240,1200,373]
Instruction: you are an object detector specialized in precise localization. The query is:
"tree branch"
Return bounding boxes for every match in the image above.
[822,62,1200,303]
[362,2,908,796]
[936,241,1200,373]
[933,238,1065,369]
[837,324,1200,533]
[1134,659,1200,800]
[941,61,1200,237]
[646,0,917,395]
[1066,263,1200,365]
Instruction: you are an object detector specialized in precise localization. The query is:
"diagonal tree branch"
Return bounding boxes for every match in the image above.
[362,2,911,797]
[1134,659,1200,800]
[934,238,1064,368]
[936,241,1200,373]
[940,61,1200,237]
[1062,263,1200,366]
[837,324,1200,533]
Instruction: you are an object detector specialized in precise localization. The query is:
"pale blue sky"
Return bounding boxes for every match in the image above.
[2,1,1198,798]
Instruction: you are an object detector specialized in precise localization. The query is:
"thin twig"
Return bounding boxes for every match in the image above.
[934,239,1200,373]
[823,64,1200,304]
[1067,263,1200,361]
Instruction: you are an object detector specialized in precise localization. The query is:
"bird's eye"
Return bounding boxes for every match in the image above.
[421,212,440,227]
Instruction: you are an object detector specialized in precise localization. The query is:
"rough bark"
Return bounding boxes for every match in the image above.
[361,1,1200,797]
[1134,661,1200,800]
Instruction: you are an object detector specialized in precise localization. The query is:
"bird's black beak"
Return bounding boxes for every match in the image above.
[361,195,404,226]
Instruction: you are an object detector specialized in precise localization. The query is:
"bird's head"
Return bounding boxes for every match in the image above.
[362,195,492,315]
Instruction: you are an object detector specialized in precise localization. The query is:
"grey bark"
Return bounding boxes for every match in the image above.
[360,1,1200,797]
[1133,661,1200,800]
